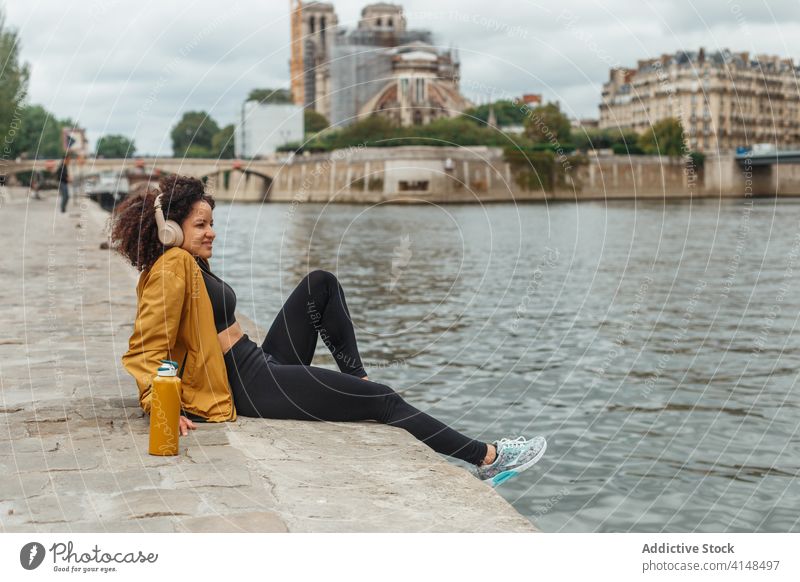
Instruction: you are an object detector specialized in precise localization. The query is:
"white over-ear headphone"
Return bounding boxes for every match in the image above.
[152,185,184,247]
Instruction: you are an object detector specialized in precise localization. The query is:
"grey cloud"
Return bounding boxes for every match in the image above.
[651,0,800,33]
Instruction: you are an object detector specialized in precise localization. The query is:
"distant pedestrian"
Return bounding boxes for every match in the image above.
[56,154,70,213]
[30,169,43,200]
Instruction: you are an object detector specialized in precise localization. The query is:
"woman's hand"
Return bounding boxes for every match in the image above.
[179,415,197,436]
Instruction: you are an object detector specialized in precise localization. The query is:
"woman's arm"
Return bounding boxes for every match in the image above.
[121,266,186,415]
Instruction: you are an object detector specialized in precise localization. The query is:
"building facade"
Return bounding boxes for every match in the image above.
[599,49,800,153]
[235,102,304,158]
[290,1,470,127]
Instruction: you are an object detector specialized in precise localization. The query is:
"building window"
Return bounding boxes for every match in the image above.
[413,110,423,125]
[399,180,429,191]
[388,17,393,27]
[415,78,424,102]
[309,16,315,34]
[377,17,382,26]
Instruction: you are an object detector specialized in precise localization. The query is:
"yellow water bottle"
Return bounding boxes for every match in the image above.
[148,359,181,456]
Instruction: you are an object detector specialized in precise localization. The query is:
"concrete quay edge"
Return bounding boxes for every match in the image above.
[0,187,537,533]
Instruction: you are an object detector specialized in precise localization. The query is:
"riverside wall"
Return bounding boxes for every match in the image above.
[212,147,793,204]
[237,146,705,203]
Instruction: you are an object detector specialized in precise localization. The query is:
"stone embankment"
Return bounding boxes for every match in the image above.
[0,187,536,533]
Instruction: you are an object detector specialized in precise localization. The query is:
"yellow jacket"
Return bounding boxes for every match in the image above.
[121,246,237,422]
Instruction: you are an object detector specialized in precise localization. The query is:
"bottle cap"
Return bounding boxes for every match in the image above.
[157,359,179,377]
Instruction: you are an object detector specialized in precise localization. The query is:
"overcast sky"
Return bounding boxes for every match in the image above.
[6,0,800,155]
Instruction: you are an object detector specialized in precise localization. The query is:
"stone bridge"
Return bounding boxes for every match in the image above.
[705,150,800,197]
[0,157,283,202]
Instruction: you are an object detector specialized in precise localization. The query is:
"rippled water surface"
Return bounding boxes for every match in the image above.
[209,198,800,532]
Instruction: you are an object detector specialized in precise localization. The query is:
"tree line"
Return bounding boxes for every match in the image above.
[280,98,694,162]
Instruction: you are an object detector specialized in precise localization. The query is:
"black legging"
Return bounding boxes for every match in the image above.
[223,269,488,466]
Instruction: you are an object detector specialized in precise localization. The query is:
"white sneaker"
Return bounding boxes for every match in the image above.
[475,435,547,487]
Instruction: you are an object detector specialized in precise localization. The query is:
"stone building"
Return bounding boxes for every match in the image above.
[293,2,338,119]
[290,1,470,127]
[599,48,800,153]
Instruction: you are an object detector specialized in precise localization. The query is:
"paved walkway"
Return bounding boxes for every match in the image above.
[0,186,536,532]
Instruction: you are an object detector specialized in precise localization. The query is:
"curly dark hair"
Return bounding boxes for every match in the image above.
[108,174,216,272]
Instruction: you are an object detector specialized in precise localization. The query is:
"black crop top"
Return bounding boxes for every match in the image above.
[195,257,237,333]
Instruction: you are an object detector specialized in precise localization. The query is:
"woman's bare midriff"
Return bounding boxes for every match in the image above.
[218,321,244,355]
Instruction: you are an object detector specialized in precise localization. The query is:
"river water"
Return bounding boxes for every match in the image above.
[209,198,800,532]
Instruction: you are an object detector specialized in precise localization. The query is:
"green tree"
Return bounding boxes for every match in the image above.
[638,118,685,157]
[211,124,235,159]
[304,109,329,134]
[171,111,220,157]
[0,8,30,157]
[416,116,514,147]
[183,144,213,158]
[524,102,571,145]
[504,146,587,192]
[282,114,546,153]
[9,105,62,158]
[247,88,293,104]
[95,134,135,157]
[325,115,399,149]
[462,99,530,128]
[571,128,639,151]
